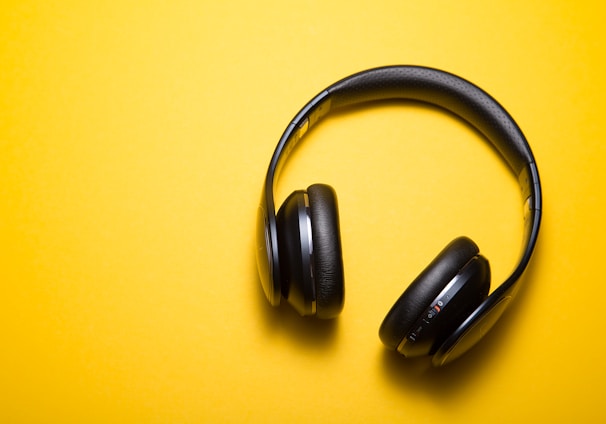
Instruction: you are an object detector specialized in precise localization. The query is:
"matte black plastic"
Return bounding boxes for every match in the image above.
[256,204,279,305]
[432,294,511,366]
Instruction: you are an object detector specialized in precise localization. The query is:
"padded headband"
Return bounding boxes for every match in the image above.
[257,66,542,327]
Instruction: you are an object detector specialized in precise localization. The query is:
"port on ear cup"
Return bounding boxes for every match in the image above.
[276,184,344,318]
[307,184,345,319]
[379,237,490,355]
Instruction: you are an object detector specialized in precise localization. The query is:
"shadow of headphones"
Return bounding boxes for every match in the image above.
[256,66,542,367]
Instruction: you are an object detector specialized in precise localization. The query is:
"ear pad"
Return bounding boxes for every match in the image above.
[307,184,345,319]
[379,237,490,357]
[276,184,344,318]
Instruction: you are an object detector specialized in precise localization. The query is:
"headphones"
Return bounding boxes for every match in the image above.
[256,66,542,366]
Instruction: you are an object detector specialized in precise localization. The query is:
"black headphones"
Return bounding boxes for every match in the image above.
[256,66,542,366]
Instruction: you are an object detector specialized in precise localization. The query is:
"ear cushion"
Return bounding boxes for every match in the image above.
[307,184,345,319]
[379,237,480,350]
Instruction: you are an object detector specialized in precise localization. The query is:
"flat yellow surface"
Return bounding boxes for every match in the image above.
[1,1,605,422]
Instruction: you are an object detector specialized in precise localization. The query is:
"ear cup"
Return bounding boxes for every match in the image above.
[379,237,491,356]
[307,184,345,319]
[276,184,344,318]
[276,190,315,316]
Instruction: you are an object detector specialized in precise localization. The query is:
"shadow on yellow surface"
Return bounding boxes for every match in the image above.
[250,250,341,351]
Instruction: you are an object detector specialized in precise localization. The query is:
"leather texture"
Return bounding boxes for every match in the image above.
[378,237,481,350]
[327,66,532,175]
[307,184,345,319]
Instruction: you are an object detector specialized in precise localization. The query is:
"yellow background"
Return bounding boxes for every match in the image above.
[1,1,604,422]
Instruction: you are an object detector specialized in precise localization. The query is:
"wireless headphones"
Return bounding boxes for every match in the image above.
[256,66,542,366]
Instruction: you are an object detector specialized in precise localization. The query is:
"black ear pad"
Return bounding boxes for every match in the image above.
[379,237,491,356]
[307,184,345,319]
[276,184,344,318]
